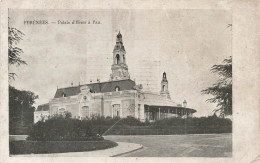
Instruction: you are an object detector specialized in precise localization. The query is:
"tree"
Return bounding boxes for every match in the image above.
[9,86,39,134]
[8,23,38,134]
[8,25,27,80]
[201,56,232,117]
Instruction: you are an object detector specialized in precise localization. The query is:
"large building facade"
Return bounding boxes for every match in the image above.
[34,32,196,123]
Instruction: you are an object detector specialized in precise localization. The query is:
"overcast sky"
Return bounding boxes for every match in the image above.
[9,9,232,117]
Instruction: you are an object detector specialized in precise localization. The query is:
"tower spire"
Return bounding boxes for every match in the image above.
[160,72,171,99]
[116,31,123,43]
[110,32,130,81]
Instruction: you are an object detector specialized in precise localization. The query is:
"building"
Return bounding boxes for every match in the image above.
[34,32,196,123]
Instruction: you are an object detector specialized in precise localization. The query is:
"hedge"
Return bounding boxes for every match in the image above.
[103,125,232,135]
[28,114,232,138]
[90,115,232,135]
[27,113,103,141]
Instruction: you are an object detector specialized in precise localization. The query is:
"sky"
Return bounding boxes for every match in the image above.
[9,9,232,117]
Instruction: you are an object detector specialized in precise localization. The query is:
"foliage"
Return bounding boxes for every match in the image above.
[27,113,104,141]
[8,24,36,135]
[86,115,231,135]
[9,86,39,135]
[118,116,145,126]
[29,113,232,138]
[86,115,121,126]
[8,26,27,80]
[88,115,231,128]
[104,115,232,135]
[10,140,117,154]
[152,115,232,128]
[201,56,232,117]
[89,115,145,126]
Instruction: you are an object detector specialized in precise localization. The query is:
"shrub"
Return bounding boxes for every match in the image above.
[27,113,103,141]
[152,115,232,128]
[118,116,145,126]
[102,115,232,135]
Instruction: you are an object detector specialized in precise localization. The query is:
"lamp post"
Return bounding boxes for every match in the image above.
[183,100,187,108]
[182,100,188,134]
[21,101,24,126]
[98,79,104,116]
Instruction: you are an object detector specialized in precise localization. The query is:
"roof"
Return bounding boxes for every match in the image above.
[36,103,49,112]
[54,79,136,98]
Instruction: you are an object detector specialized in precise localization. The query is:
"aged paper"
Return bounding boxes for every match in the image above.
[0,0,260,163]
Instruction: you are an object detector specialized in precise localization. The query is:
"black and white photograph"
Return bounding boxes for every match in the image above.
[1,1,259,162]
[7,9,233,157]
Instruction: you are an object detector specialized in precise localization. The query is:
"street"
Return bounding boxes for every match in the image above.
[104,133,232,157]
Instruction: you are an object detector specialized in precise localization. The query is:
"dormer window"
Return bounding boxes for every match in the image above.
[115,86,120,92]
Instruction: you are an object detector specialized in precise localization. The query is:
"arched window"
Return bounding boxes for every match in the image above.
[163,85,165,91]
[115,86,120,92]
[116,54,120,64]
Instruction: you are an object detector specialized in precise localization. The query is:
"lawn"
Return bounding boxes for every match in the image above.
[10,140,118,155]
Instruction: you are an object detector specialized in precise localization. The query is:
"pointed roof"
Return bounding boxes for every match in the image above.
[114,31,125,51]
[116,31,123,43]
[162,72,168,82]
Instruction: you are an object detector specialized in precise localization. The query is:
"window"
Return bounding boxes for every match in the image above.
[62,93,66,97]
[163,85,165,91]
[116,54,120,64]
[123,55,125,63]
[81,106,89,119]
[138,104,141,119]
[112,104,120,117]
[115,86,120,92]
